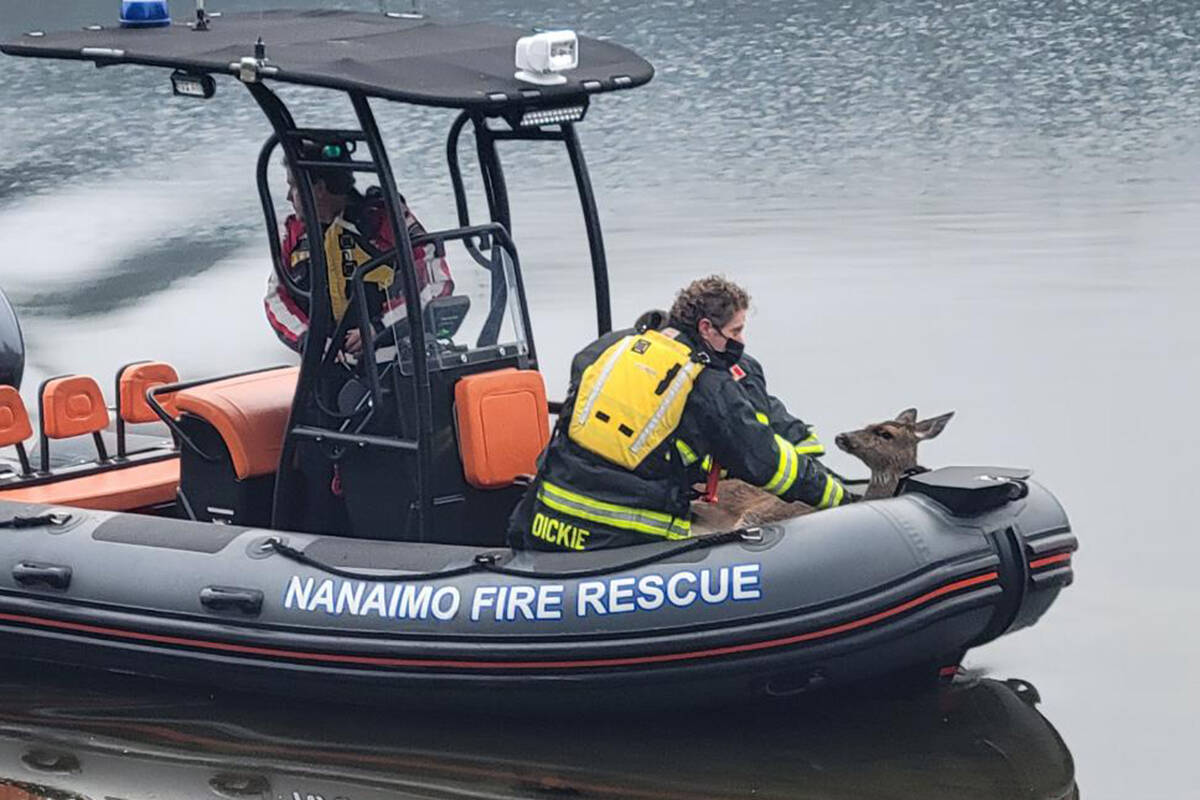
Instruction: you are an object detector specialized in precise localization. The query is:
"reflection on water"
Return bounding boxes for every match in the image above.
[0,667,1075,800]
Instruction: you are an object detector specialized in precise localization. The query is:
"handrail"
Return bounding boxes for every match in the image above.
[292,158,379,173]
[285,128,369,143]
[255,134,308,302]
[290,426,418,452]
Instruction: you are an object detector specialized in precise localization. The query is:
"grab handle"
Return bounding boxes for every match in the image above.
[12,561,72,589]
[200,585,263,615]
[21,748,80,775]
[209,772,271,798]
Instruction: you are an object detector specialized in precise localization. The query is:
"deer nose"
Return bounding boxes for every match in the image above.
[834,433,849,450]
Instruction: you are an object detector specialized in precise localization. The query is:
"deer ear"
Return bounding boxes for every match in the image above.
[914,411,954,440]
[894,408,918,425]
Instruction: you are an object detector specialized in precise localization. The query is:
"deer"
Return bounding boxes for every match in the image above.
[691,408,954,531]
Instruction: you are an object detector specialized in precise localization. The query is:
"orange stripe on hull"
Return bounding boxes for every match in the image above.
[1029,552,1073,570]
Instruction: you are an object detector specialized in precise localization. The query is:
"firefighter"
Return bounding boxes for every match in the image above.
[633,308,827,461]
[509,275,853,552]
[263,140,453,357]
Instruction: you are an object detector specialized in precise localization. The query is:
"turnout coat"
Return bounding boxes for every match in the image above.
[509,325,850,551]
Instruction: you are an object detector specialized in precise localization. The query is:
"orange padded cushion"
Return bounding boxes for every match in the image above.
[41,375,109,439]
[173,367,298,480]
[0,457,179,511]
[0,386,32,447]
[455,368,549,489]
[120,361,179,423]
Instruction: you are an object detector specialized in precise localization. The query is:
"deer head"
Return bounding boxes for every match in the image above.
[690,408,957,533]
[834,408,954,499]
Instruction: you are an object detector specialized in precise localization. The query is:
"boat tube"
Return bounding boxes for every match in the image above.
[0,466,1073,708]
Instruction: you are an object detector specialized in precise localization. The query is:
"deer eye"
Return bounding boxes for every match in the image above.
[875,428,893,440]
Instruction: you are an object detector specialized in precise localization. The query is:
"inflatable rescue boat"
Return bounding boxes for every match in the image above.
[0,10,1076,708]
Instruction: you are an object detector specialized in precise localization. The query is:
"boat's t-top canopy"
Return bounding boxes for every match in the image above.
[1,9,653,113]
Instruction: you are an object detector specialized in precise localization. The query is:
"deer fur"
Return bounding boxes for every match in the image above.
[690,408,954,531]
[835,408,954,500]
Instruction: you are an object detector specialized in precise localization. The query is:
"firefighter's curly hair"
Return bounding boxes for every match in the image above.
[669,275,750,330]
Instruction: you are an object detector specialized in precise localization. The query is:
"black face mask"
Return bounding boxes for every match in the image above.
[699,322,744,368]
[722,337,745,364]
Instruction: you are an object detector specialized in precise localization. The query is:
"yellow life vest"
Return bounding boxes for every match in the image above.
[320,218,394,322]
[568,328,705,470]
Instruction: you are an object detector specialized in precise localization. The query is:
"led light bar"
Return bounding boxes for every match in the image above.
[518,105,587,128]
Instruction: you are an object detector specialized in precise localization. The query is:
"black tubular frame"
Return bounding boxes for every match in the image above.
[255,134,300,302]
[247,82,612,543]
[247,83,372,533]
[351,91,434,539]
[446,113,611,338]
[248,83,438,539]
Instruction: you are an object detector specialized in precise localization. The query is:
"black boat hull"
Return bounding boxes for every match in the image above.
[0,470,1075,708]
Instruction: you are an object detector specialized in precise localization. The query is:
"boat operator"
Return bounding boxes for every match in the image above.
[263,140,454,359]
[509,275,853,552]
[262,140,454,534]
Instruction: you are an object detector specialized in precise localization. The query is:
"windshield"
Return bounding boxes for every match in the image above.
[401,227,530,374]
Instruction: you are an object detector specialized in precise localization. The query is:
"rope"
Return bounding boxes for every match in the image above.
[266,529,752,583]
[266,539,480,582]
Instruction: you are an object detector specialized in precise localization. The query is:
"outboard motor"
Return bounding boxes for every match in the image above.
[0,287,24,389]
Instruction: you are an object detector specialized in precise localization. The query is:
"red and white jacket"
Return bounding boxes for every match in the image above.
[264,193,454,353]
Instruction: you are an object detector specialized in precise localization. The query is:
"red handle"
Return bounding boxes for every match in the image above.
[703,461,721,503]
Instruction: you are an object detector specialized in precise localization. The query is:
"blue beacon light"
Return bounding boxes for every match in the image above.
[120,1,172,28]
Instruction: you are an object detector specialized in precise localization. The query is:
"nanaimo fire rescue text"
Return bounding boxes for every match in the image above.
[282,564,762,622]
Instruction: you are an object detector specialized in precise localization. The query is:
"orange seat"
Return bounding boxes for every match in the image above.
[173,367,298,480]
[455,368,550,489]
[0,385,32,447]
[41,375,109,439]
[118,361,179,423]
[0,456,180,511]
